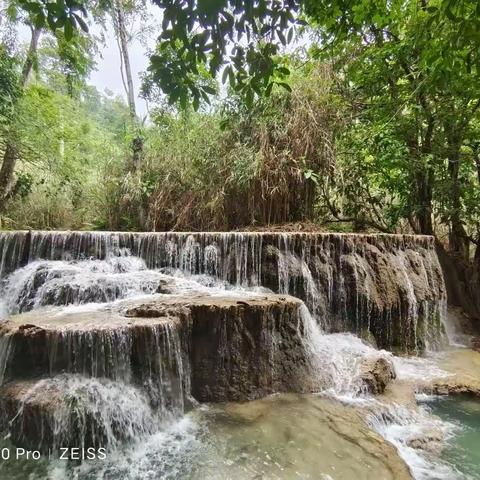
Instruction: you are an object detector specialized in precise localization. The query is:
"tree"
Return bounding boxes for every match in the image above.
[306,0,480,257]
[12,0,480,256]
[111,0,143,172]
[0,22,42,211]
[0,0,105,213]
[39,30,96,97]
[0,46,22,129]
[17,0,302,108]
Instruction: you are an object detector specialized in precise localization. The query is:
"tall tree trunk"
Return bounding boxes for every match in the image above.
[21,26,42,85]
[407,112,434,236]
[0,26,41,213]
[0,143,19,207]
[415,169,434,235]
[114,0,143,172]
[446,131,469,260]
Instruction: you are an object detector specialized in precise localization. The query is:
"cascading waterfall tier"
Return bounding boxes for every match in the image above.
[0,375,162,452]
[0,293,323,451]
[0,297,191,452]
[0,230,448,351]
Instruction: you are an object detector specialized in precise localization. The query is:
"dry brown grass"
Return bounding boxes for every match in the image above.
[142,64,340,232]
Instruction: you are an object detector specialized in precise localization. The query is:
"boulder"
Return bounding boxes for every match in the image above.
[406,428,443,453]
[359,356,396,394]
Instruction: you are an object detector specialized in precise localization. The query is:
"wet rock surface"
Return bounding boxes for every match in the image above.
[252,234,447,351]
[1,293,309,401]
[359,356,396,394]
[124,293,311,401]
[0,230,452,477]
[405,428,444,453]
[0,379,66,451]
[215,394,414,480]
[373,348,480,401]
[416,348,480,397]
[0,306,187,387]
[0,375,160,452]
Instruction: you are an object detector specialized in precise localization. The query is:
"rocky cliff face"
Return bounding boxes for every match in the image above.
[126,295,311,401]
[0,231,448,350]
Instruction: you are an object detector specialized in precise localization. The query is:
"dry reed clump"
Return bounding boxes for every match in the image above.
[143,64,340,232]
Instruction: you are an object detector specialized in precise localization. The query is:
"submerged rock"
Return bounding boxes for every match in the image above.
[213,394,413,480]
[359,356,396,394]
[406,428,444,453]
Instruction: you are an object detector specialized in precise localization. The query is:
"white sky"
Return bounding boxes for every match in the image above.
[15,9,157,117]
[89,25,151,117]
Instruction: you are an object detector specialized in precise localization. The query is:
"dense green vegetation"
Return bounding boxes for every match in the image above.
[1,1,480,272]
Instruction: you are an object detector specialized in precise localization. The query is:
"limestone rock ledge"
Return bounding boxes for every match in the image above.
[0,231,448,352]
[0,293,405,453]
[124,293,315,401]
[416,348,480,397]
[0,293,310,403]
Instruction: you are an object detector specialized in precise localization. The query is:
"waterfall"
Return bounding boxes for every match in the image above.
[298,303,393,396]
[0,300,191,453]
[0,334,12,385]
[0,257,165,316]
[7,375,161,451]
[0,229,455,477]
[0,316,190,410]
[0,230,448,351]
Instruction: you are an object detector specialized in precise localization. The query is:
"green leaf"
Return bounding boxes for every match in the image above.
[221,66,230,84]
[277,82,292,92]
[203,85,216,95]
[192,95,200,111]
[287,27,294,43]
[245,87,253,107]
[277,67,290,76]
[64,19,73,41]
[74,13,88,33]
[34,13,45,29]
